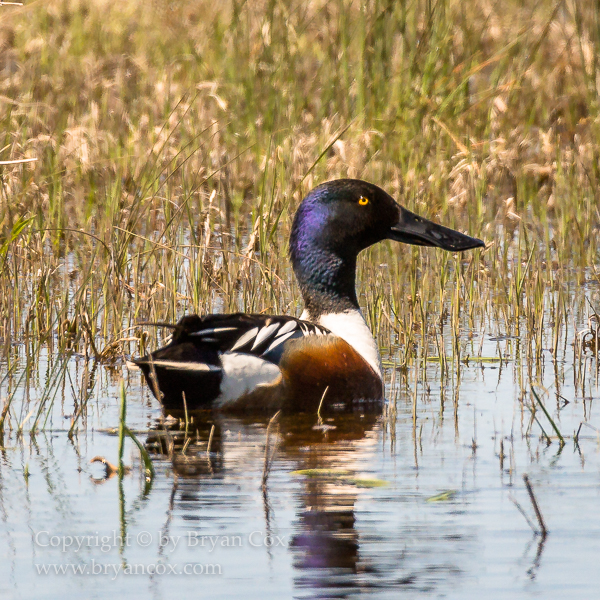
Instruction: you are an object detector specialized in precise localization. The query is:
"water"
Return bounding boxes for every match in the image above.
[1,324,599,599]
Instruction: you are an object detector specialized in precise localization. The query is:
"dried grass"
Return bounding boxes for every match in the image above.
[1,0,600,429]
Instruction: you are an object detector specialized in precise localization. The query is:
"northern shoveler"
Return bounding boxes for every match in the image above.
[134,179,484,413]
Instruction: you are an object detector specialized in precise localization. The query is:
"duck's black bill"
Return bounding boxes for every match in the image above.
[389,207,485,251]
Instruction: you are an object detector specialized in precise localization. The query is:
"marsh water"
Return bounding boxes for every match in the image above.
[1,293,600,599]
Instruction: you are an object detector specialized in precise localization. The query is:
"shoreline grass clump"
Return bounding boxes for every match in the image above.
[0,0,599,433]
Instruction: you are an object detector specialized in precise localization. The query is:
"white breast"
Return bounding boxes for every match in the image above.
[301,309,382,378]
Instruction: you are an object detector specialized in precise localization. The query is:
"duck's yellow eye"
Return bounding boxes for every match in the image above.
[358,196,369,206]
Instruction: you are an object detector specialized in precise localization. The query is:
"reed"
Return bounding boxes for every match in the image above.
[0,0,599,436]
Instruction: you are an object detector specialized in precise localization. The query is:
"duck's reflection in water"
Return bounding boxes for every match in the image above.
[145,418,225,479]
[144,411,465,596]
[279,414,379,585]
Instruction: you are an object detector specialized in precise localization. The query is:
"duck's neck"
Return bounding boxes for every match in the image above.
[291,245,359,321]
[290,225,382,378]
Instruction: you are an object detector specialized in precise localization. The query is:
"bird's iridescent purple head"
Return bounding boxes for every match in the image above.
[290,179,484,319]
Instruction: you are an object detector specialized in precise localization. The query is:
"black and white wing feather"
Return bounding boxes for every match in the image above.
[160,313,330,365]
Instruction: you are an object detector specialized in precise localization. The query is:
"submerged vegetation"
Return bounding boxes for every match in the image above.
[1,0,600,431]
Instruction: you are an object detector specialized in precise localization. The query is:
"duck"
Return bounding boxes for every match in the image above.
[133,179,484,413]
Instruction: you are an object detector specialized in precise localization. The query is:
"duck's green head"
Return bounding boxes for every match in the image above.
[289,178,484,317]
